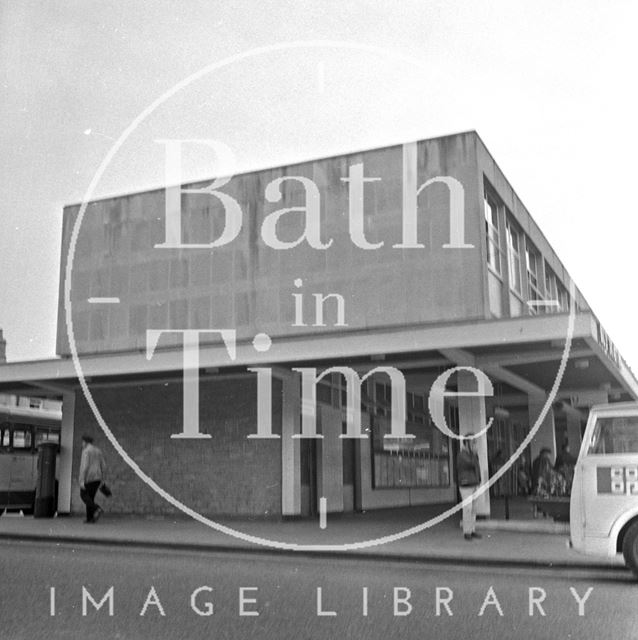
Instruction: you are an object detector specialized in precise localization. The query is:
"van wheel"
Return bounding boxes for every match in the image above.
[622,521,638,578]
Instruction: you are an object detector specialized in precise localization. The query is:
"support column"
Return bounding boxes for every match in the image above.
[566,412,583,455]
[457,370,490,517]
[278,369,301,517]
[528,396,556,462]
[57,390,76,514]
[317,405,344,513]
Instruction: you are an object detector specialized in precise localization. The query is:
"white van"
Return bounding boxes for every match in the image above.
[570,402,638,576]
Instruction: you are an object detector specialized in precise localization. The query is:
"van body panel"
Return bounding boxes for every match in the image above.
[571,402,638,563]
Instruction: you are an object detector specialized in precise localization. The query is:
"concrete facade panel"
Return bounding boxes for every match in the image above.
[57,133,485,357]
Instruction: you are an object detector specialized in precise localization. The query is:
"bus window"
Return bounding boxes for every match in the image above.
[12,427,33,450]
[589,415,638,455]
[1,425,9,448]
[35,428,60,447]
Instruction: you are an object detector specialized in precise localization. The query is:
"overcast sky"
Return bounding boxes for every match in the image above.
[1,0,637,371]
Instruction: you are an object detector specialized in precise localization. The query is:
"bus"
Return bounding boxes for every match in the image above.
[570,402,638,577]
[0,398,61,514]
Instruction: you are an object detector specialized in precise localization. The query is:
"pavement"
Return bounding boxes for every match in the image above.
[0,500,627,571]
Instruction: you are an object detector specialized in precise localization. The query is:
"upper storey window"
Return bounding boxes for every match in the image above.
[525,242,544,313]
[506,220,522,294]
[544,265,559,313]
[557,282,570,312]
[484,195,501,275]
[526,244,541,294]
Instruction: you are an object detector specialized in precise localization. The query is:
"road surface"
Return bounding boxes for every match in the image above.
[0,540,635,639]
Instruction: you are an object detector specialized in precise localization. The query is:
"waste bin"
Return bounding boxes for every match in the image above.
[34,442,57,518]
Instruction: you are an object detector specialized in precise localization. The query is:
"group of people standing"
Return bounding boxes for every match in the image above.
[519,442,576,499]
[456,436,578,538]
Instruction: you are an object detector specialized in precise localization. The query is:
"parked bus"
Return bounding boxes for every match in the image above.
[570,402,638,577]
[0,400,61,514]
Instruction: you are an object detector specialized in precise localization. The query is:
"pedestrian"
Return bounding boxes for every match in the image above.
[531,447,553,518]
[79,434,107,524]
[535,454,568,498]
[516,453,532,496]
[457,434,482,541]
[555,441,577,491]
[555,440,576,471]
[531,447,552,489]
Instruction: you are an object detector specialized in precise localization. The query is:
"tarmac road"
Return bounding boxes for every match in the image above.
[0,540,635,640]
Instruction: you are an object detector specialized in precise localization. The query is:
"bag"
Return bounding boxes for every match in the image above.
[99,483,112,497]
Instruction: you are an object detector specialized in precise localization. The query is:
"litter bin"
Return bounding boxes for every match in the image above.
[34,442,57,518]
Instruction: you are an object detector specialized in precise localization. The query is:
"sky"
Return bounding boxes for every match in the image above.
[1,0,637,370]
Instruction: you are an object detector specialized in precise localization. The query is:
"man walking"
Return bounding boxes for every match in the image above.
[79,434,106,523]
[457,434,482,541]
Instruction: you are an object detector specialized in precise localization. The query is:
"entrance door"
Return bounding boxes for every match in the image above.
[300,439,317,518]
[299,405,359,517]
[342,434,356,512]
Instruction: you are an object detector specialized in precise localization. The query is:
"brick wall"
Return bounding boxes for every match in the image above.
[71,374,282,517]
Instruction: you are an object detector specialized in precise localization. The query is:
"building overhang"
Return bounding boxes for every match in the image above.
[0,312,636,405]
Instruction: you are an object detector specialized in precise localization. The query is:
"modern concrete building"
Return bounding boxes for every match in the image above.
[0,130,636,518]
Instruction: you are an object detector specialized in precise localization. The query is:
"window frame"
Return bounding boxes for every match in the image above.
[544,264,559,313]
[505,218,523,295]
[10,424,34,451]
[588,415,638,455]
[484,194,502,277]
[525,240,545,313]
[557,282,570,313]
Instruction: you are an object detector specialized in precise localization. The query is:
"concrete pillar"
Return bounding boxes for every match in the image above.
[318,405,344,513]
[457,370,490,517]
[528,396,556,463]
[57,390,76,514]
[566,411,583,456]
[279,369,301,516]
